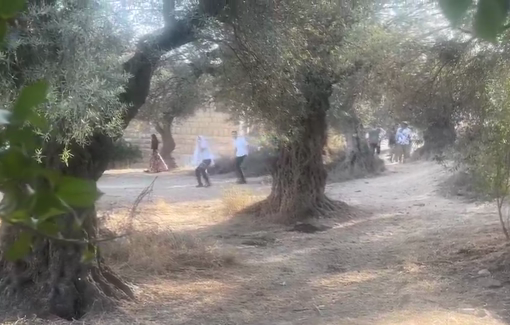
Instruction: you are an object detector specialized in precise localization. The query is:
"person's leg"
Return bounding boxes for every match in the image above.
[396,145,403,163]
[201,159,212,186]
[403,144,410,162]
[195,166,203,187]
[234,156,241,181]
[148,151,157,173]
[369,143,376,155]
[236,155,247,184]
[376,143,381,155]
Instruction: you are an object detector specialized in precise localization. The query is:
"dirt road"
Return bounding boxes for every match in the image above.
[94,161,510,325]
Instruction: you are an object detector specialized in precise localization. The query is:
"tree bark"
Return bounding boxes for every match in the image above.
[423,120,456,151]
[255,75,348,223]
[415,120,456,159]
[0,136,134,320]
[155,120,177,169]
[343,121,380,171]
[0,1,229,320]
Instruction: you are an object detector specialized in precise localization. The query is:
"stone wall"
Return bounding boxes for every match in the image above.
[123,107,240,167]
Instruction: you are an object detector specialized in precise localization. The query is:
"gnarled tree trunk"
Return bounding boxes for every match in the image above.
[155,119,177,169]
[414,119,456,159]
[0,135,133,320]
[257,76,348,223]
[343,121,379,171]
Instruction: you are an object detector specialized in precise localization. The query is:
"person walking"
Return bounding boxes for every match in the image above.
[192,135,214,188]
[145,134,169,173]
[232,130,249,184]
[387,125,397,162]
[367,126,385,155]
[395,122,412,163]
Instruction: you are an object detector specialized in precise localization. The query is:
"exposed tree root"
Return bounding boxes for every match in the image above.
[0,235,134,320]
[243,195,353,224]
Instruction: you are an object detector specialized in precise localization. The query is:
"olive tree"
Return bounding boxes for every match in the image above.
[203,0,384,221]
[0,0,232,319]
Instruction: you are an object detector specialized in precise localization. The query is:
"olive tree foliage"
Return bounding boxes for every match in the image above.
[0,1,129,160]
[434,0,510,238]
[0,0,103,258]
[330,0,491,159]
[382,40,494,157]
[0,0,137,320]
[443,50,510,239]
[198,0,385,222]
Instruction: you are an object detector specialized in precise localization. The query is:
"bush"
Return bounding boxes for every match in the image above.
[108,139,143,169]
[439,169,492,201]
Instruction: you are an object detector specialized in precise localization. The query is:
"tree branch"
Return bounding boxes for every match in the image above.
[154,122,164,134]
[119,1,228,128]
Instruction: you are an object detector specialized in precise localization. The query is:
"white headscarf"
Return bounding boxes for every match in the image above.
[192,135,214,167]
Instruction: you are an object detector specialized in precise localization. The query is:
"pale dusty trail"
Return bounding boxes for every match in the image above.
[97,161,510,325]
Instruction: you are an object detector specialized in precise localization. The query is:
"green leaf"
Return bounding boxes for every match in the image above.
[39,207,66,220]
[0,19,7,42]
[6,209,30,223]
[4,127,37,151]
[439,0,473,25]
[12,81,49,130]
[81,244,96,264]
[31,191,67,220]
[0,109,11,125]
[27,112,48,131]
[38,169,62,185]
[5,231,32,261]
[37,220,60,237]
[55,176,100,208]
[0,0,25,19]
[474,0,509,41]
[0,148,32,179]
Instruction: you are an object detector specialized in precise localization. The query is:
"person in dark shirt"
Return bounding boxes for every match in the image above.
[145,134,169,173]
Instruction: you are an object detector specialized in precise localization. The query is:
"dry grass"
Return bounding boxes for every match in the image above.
[220,186,261,216]
[98,201,237,278]
[101,226,236,277]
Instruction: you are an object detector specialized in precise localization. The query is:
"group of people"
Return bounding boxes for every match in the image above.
[146,131,250,187]
[366,121,413,163]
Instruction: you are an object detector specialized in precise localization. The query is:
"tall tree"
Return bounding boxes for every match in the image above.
[207,0,380,221]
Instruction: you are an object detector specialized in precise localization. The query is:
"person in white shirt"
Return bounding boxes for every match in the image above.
[395,121,412,163]
[192,135,214,187]
[232,130,249,184]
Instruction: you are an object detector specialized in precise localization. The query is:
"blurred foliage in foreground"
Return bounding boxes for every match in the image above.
[0,0,100,262]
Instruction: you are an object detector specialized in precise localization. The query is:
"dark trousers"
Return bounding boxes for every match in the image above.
[195,159,211,186]
[369,143,381,155]
[235,155,246,183]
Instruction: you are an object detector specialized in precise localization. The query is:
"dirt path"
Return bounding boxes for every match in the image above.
[96,161,510,324]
